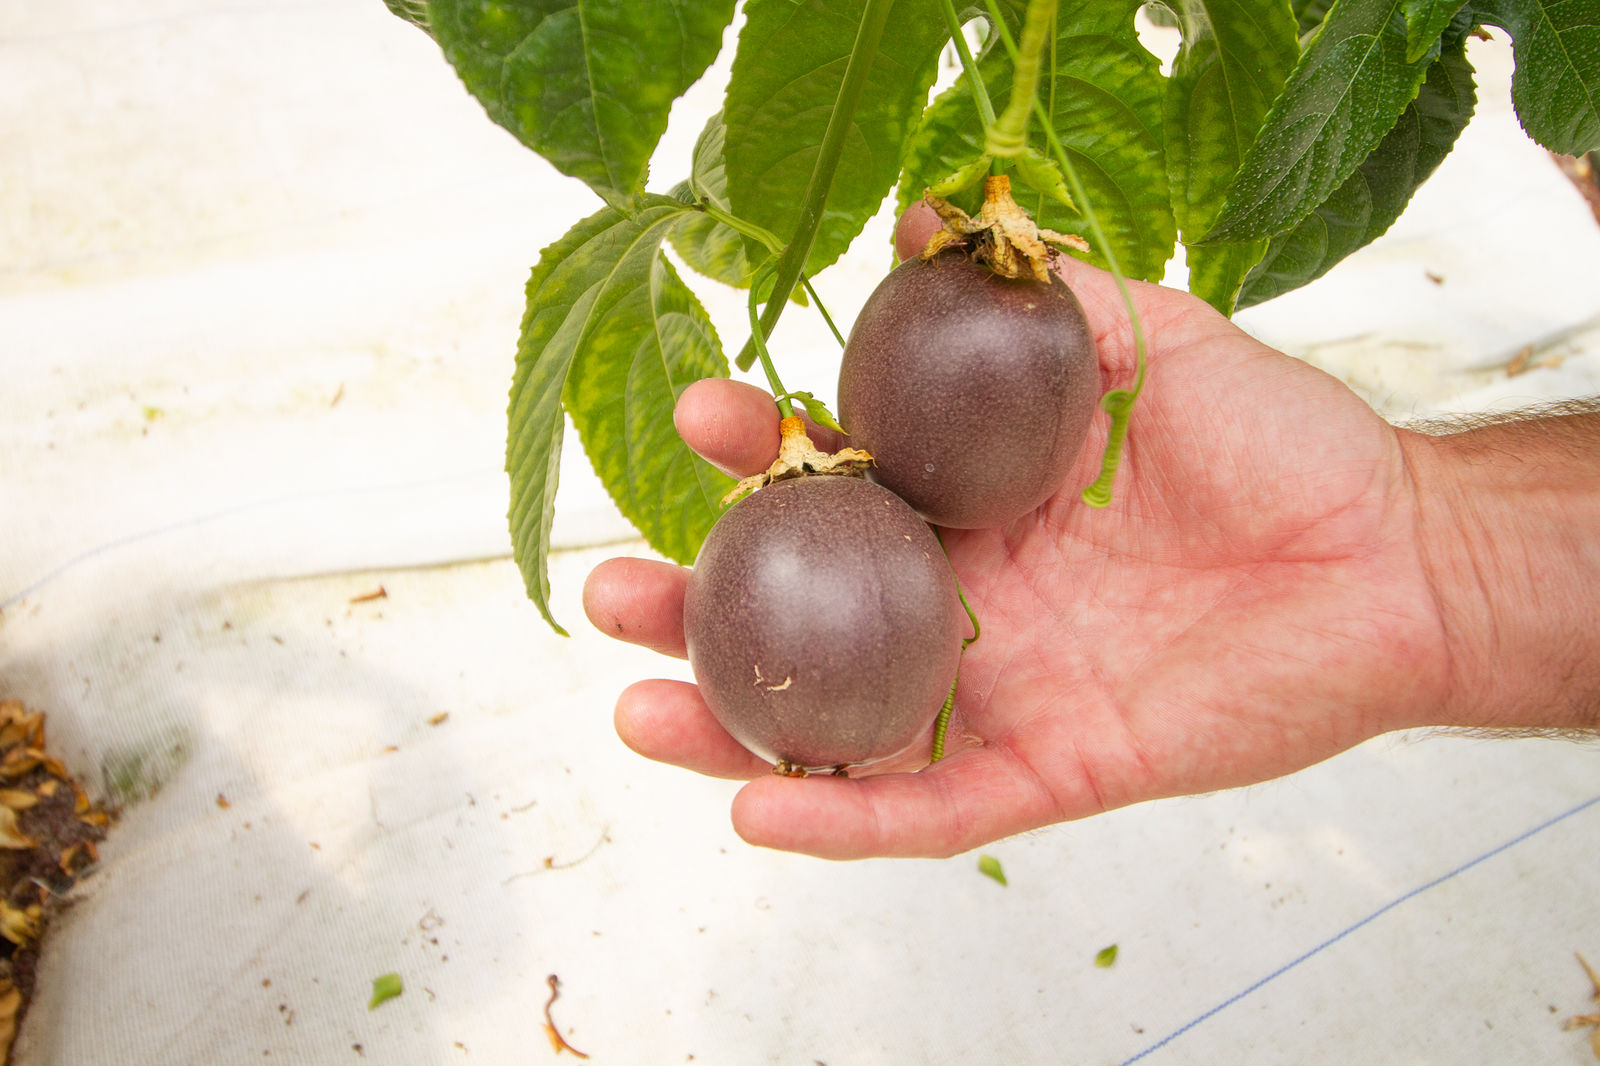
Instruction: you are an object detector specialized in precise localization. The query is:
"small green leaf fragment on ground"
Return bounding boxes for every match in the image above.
[369,972,403,1010]
[1095,944,1119,968]
[977,854,1007,886]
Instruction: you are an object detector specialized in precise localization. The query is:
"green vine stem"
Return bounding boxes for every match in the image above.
[1036,102,1147,507]
[984,0,1056,158]
[982,0,1148,507]
[746,261,795,418]
[801,278,847,348]
[736,0,897,371]
[698,202,847,349]
[937,0,997,129]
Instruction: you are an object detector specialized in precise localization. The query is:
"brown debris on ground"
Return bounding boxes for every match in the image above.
[1566,952,1600,1060]
[0,699,113,1063]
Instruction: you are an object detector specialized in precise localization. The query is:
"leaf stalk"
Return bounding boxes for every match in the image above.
[699,202,783,253]
[737,0,897,370]
[937,0,997,129]
[746,262,795,418]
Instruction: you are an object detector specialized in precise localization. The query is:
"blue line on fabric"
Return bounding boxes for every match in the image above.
[1118,790,1600,1065]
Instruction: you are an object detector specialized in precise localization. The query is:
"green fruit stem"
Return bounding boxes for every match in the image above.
[746,261,795,419]
[736,0,897,372]
[937,0,998,132]
[984,0,1056,159]
[936,0,1009,181]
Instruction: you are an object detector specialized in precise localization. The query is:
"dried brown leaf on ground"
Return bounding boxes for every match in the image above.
[0,699,114,1064]
[1563,952,1600,1060]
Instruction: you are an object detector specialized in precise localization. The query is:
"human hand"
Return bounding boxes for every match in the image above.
[583,255,1454,859]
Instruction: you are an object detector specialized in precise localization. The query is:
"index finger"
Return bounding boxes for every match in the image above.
[676,378,847,477]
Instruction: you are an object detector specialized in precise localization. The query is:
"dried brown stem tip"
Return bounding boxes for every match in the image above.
[920,174,1089,282]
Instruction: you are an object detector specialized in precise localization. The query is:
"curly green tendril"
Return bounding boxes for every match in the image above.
[930,529,982,764]
[980,0,1148,508]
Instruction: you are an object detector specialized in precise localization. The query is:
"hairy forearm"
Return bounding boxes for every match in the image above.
[1399,400,1600,733]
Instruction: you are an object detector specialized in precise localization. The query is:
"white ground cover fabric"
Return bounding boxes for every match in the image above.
[2,4,1598,1063]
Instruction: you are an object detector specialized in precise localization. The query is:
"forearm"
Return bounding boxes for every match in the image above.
[1400,401,1600,733]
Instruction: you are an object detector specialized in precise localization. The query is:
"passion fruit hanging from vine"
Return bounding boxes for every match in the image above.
[838,247,1100,529]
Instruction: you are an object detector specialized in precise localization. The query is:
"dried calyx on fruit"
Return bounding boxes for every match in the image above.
[919,174,1088,282]
[684,419,964,777]
[722,415,873,505]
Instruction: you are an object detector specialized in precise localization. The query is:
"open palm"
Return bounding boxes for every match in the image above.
[583,258,1451,859]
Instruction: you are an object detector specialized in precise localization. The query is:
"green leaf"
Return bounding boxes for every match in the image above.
[928,151,998,199]
[368,972,403,1010]
[427,0,737,207]
[565,254,733,565]
[723,0,950,276]
[1201,0,1439,244]
[669,112,767,290]
[977,854,1008,885]
[1237,40,1476,306]
[899,0,1175,282]
[507,197,731,634]
[1472,0,1600,155]
[1162,0,1301,313]
[1095,944,1119,967]
[1012,144,1077,208]
[777,390,846,433]
[1403,0,1467,61]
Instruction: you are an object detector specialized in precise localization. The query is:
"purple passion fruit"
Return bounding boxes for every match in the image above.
[682,475,964,772]
[837,251,1099,529]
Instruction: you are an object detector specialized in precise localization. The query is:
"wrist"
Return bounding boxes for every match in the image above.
[1400,405,1600,732]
